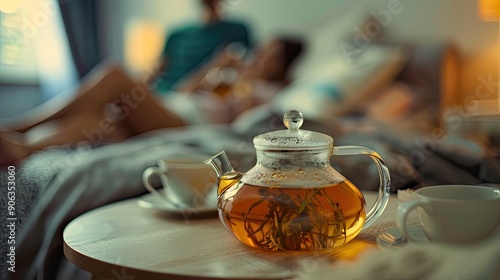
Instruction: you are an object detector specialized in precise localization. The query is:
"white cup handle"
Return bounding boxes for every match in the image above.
[142,167,169,199]
[395,200,430,242]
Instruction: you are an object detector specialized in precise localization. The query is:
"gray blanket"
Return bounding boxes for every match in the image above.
[1,118,499,280]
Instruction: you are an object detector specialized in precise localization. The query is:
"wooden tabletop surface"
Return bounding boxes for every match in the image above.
[63,191,398,280]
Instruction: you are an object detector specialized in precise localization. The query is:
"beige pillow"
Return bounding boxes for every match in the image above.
[272,45,406,120]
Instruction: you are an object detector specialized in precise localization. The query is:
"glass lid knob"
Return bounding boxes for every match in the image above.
[283,110,303,130]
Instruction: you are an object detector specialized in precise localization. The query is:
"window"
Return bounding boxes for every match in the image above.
[0,4,39,84]
[0,0,77,96]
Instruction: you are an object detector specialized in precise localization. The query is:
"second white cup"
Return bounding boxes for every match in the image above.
[396,185,500,244]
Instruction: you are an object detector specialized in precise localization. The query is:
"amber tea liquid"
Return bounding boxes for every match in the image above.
[217,173,366,251]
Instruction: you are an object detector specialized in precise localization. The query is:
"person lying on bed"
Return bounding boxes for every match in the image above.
[0,37,304,167]
[167,36,304,123]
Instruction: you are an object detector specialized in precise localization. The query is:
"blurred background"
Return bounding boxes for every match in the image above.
[2,3,499,278]
[0,0,499,135]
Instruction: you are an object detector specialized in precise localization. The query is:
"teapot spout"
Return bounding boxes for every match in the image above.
[204,151,242,196]
[204,151,234,178]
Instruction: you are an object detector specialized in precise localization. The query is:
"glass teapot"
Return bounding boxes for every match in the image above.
[205,110,391,251]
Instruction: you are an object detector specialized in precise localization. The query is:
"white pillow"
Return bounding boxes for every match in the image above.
[272,45,406,121]
[292,8,370,80]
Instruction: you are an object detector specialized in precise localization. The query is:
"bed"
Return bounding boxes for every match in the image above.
[1,43,499,280]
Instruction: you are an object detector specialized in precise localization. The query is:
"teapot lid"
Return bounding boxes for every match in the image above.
[253,110,333,150]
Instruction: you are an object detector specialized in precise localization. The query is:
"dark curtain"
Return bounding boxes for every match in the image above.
[59,0,101,78]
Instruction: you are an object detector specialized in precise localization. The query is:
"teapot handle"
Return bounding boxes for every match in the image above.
[333,146,391,230]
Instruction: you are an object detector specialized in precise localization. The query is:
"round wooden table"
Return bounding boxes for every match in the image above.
[63,191,398,280]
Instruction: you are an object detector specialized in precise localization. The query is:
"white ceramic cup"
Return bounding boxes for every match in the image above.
[142,156,217,207]
[396,185,500,243]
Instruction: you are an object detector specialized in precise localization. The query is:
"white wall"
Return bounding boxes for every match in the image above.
[224,0,497,54]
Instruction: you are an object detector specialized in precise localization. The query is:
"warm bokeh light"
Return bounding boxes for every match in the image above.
[124,19,166,75]
[478,0,500,113]
[479,0,500,21]
[0,0,23,14]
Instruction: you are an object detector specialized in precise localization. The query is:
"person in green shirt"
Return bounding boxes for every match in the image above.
[154,0,251,93]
